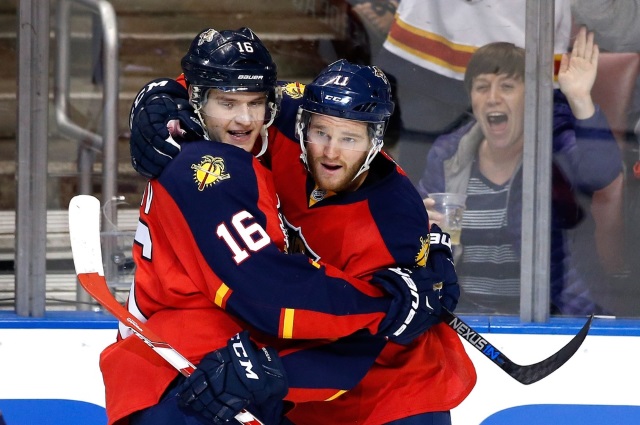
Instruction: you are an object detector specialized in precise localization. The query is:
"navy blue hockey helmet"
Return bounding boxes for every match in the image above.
[296,59,395,178]
[182,27,279,154]
[182,27,277,96]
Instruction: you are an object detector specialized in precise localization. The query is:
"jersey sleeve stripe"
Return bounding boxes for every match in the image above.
[325,390,347,401]
[214,283,231,308]
[283,308,295,339]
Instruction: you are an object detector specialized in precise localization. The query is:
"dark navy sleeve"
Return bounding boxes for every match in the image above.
[157,141,392,340]
[368,165,431,267]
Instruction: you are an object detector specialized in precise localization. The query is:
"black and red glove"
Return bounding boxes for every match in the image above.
[374,265,443,345]
[177,331,288,425]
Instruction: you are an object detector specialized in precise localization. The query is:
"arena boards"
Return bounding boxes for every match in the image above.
[0,313,638,424]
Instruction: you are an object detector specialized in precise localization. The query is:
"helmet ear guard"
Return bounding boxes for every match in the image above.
[182,27,279,154]
[296,59,395,179]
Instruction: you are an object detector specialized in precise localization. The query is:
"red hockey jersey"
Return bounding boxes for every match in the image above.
[269,83,477,425]
[100,141,401,424]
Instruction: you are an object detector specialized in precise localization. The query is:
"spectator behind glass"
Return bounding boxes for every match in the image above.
[416,28,623,315]
[371,0,572,184]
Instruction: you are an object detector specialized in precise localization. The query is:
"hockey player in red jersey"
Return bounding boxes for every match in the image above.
[267,61,476,425]
[105,27,460,425]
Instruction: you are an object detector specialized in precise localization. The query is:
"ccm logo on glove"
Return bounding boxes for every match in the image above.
[230,334,261,380]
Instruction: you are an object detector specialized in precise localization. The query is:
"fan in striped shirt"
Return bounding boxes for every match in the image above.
[456,163,522,313]
[416,33,623,315]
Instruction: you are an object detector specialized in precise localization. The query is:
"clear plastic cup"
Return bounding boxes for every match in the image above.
[429,193,467,245]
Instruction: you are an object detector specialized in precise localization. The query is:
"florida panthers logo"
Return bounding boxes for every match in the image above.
[415,235,430,267]
[283,82,305,99]
[198,29,218,46]
[192,155,230,191]
[372,66,389,84]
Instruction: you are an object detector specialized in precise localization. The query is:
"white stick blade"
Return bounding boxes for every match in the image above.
[68,195,105,276]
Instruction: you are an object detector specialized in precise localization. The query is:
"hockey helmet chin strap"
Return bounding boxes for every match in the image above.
[255,101,278,157]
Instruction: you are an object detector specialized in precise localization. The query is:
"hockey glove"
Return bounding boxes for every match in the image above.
[129,78,204,179]
[373,266,443,345]
[428,224,460,313]
[177,331,288,425]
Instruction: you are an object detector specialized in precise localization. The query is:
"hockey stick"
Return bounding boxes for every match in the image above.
[442,307,593,385]
[68,195,263,425]
[70,195,589,391]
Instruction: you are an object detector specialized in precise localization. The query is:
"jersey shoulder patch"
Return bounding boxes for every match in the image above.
[279,81,306,100]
